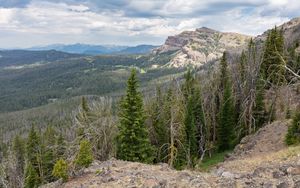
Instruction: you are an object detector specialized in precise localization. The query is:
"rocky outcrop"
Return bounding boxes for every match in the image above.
[153,27,251,67]
[153,17,300,68]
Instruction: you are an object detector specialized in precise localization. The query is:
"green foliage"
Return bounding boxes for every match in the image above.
[253,79,267,130]
[26,126,40,172]
[25,126,58,184]
[285,111,300,145]
[0,52,181,113]
[197,150,232,171]
[116,69,154,163]
[52,159,68,182]
[217,53,236,152]
[75,139,93,168]
[151,87,170,163]
[261,27,286,86]
[184,96,198,167]
[24,162,40,188]
[42,127,57,182]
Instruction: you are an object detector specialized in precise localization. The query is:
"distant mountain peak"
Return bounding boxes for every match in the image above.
[27,44,157,55]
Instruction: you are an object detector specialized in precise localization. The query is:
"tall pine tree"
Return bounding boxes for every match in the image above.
[217,53,236,152]
[253,78,267,131]
[26,126,41,178]
[116,69,153,163]
[261,27,286,86]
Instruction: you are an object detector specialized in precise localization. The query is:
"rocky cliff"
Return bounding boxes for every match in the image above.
[153,27,251,67]
[154,17,300,68]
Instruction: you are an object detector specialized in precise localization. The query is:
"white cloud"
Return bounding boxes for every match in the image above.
[0,0,298,48]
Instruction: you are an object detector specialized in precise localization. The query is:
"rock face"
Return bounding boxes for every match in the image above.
[153,17,300,68]
[153,27,251,67]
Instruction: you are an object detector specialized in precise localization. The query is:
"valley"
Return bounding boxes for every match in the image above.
[0,7,300,188]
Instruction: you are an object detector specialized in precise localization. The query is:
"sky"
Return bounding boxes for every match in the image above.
[0,0,299,48]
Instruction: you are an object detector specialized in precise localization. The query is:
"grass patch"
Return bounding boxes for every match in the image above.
[197,150,232,172]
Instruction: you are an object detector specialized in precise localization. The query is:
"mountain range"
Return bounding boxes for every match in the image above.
[27,43,158,55]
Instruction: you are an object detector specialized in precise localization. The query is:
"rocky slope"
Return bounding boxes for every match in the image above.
[42,120,300,188]
[153,27,251,67]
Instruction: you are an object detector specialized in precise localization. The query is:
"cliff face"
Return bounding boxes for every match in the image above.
[153,27,251,67]
[153,17,300,68]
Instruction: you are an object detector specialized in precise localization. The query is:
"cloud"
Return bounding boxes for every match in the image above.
[0,0,298,48]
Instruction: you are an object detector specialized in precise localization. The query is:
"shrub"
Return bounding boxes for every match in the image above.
[285,111,300,145]
[52,159,68,182]
[75,139,93,168]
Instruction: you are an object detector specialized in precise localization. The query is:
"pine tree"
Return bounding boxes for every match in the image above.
[182,69,195,100]
[151,87,169,163]
[116,69,154,163]
[75,139,93,168]
[12,135,25,178]
[285,111,300,145]
[184,95,198,167]
[41,127,56,182]
[24,163,40,188]
[26,126,40,174]
[253,78,267,131]
[217,53,236,152]
[52,159,68,182]
[261,27,286,86]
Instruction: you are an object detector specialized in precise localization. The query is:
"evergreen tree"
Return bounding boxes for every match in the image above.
[184,95,198,167]
[26,126,40,174]
[182,69,195,100]
[151,87,169,163]
[219,53,229,92]
[24,163,39,188]
[285,111,300,145]
[253,78,267,131]
[217,53,236,152]
[261,27,286,86]
[12,135,25,178]
[75,139,93,168]
[52,159,68,182]
[116,69,154,163]
[41,127,56,182]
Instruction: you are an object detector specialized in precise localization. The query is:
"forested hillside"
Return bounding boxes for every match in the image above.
[0,18,300,188]
[0,52,182,112]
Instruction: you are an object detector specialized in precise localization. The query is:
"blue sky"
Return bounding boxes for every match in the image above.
[0,0,299,48]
